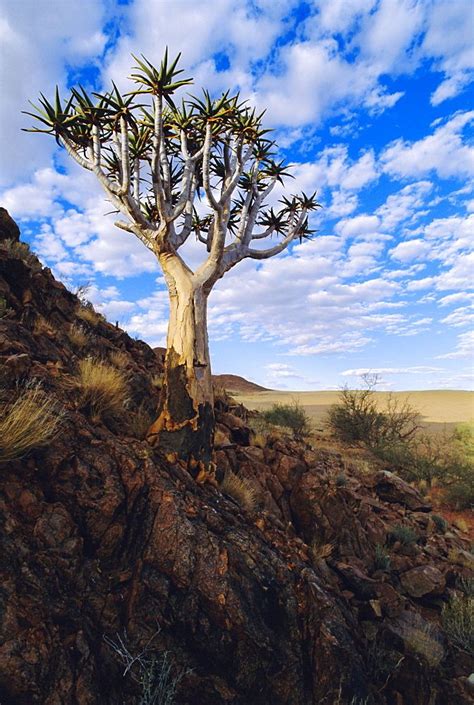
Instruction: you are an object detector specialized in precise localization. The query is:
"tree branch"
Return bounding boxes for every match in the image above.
[202,123,220,211]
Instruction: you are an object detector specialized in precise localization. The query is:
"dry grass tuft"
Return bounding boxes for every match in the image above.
[76,357,129,420]
[310,537,334,562]
[220,471,257,512]
[2,239,42,270]
[76,305,103,326]
[109,349,130,369]
[151,374,164,390]
[33,315,56,337]
[403,616,444,666]
[68,323,88,348]
[0,381,65,462]
[128,402,155,439]
[442,594,474,655]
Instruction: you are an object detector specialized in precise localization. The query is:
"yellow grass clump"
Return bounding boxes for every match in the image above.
[403,618,444,667]
[76,357,129,420]
[33,315,56,337]
[220,471,257,512]
[109,350,130,369]
[68,323,88,348]
[76,305,103,326]
[151,374,164,390]
[0,382,65,462]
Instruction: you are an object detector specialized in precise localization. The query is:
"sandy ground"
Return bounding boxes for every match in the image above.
[233,390,474,433]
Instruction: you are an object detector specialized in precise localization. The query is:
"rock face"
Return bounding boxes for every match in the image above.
[0,226,473,705]
[0,207,20,242]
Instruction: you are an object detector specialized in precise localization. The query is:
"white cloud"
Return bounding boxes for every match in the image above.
[380,111,474,180]
[422,1,474,105]
[336,214,381,239]
[390,238,431,263]
[0,0,107,186]
[341,366,443,377]
[440,306,474,328]
[436,330,474,360]
[376,181,433,231]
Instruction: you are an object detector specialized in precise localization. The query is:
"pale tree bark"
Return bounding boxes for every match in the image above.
[146,250,214,474]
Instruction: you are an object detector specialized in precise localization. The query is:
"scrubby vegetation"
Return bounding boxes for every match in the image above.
[68,322,88,348]
[388,525,419,546]
[1,238,42,270]
[105,631,190,705]
[0,381,64,462]
[327,375,474,511]
[220,470,257,512]
[442,594,474,655]
[75,357,129,420]
[262,400,312,439]
[327,374,419,447]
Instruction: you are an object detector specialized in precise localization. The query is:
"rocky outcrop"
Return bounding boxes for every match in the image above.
[0,225,473,704]
[0,207,20,242]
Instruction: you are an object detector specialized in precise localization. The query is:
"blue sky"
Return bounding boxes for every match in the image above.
[1,0,473,390]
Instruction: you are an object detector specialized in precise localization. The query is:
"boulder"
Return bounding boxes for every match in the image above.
[372,471,431,511]
[0,207,20,242]
[400,565,446,598]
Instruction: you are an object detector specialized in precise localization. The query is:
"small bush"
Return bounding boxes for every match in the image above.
[129,402,155,440]
[0,296,13,319]
[403,614,444,667]
[33,315,56,337]
[445,478,474,510]
[335,473,347,487]
[389,525,418,546]
[327,374,419,448]
[3,239,42,270]
[76,357,128,420]
[0,381,64,462]
[457,576,474,597]
[374,543,391,570]
[105,631,190,705]
[220,471,257,512]
[151,374,164,390]
[442,594,474,655]
[262,400,312,439]
[432,514,448,533]
[77,305,103,326]
[109,349,130,369]
[68,323,88,348]
[310,537,334,561]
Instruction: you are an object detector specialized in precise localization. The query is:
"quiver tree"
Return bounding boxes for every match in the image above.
[25,51,320,473]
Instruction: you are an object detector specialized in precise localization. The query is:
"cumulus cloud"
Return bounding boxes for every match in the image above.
[436,330,474,360]
[380,111,474,180]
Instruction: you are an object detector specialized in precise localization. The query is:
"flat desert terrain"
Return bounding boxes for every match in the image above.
[233,389,474,433]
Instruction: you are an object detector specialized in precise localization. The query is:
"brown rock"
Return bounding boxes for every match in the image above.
[372,471,431,511]
[0,207,20,242]
[400,565,446,598]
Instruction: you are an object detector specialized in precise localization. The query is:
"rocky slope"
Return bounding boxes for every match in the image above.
[0,212,473,704]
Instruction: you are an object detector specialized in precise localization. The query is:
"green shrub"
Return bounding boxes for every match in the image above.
[327,374,419,448]
[105,632,190,704]
[262,400,312,439]
[432,514,448,533]
[445,477,474,510]
[442,594,474,655]
[389,525,418,546]
[374,543,391,570]
[335,473,347,487]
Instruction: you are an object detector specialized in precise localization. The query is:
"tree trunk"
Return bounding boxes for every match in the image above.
[146,255,214,473]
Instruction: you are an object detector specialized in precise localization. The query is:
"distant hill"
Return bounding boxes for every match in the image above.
[212,373,269,393]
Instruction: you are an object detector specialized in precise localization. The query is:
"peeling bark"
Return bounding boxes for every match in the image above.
[147,253,214,469]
